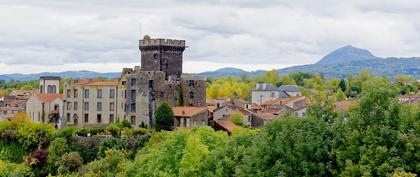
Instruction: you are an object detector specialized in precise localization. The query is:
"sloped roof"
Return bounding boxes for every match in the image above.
[35,93,63,102]
[262,98,285,106]
[279,85,300,92]
[173,107,207,117]
[282,96,306,105]
[214,118,240,133]
[254,112,277,120]
[208,105,217,114]
[0,107,25,112]
[252,83,278,91]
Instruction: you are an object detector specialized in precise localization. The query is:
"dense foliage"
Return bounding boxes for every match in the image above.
[0,71,418,177]
[155,102,175,131]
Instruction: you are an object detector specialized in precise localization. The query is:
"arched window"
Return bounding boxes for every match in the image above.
[52,85,57,93]
[47,85,52,93]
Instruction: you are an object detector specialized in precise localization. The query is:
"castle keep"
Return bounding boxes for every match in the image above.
[126,38,206,127]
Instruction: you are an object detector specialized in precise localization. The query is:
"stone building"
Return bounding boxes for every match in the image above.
[63,80,125,127]
[26,93,63,127]
[126,38,206,128]
[39,76,60,94]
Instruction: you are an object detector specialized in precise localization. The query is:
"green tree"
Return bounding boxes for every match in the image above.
[230,113,244,126]
[155,102,175,131]
[339,79,347,92]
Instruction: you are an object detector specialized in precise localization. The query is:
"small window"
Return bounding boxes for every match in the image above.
[67,113,70,122]
[84,102,89,111]
[84,114,89,123]
[74,89,78,98]
[109,102,115,111]
[67,102,71,110]
[189,91,194,99]
[271,92,275,98]
[74,102,78,111]
[97,102,102,111]
[130,116,136,124]
[131,90,136,99]
[110,89,115,98]
[97,89,102,98]
[97,114,102,123]
[131,78,137,86]
[131,103,136,113]
[109,114,114,123]
[67,89,71,98]
[84,89,90,98]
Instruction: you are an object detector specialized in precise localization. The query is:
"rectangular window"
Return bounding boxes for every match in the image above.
[67,113,70,122]
[122,81,126,86]
[189,80,195,88]
[110,89,115,98]
[109,102,115,111]
[67,89,71,98]
[131,78,136,86]
[131,103,136,113]
[124,90,127,99]
[109,114,114,123]
[74,89,78,98]
[84,89,89,98]
[74,102,78,111]
[131,90,136,99]
[130,116,135,124]
[67,102,71,110]
[97,102,102,111]
[84,114,88,123]
[189,92,194,99]
[84,102,89,111]
[97,114,102,123]
[97,89,102,98]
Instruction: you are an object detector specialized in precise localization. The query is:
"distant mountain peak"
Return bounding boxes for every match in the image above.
[316,45,379,65]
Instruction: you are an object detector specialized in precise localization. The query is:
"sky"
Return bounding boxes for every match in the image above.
[0,0,420,74]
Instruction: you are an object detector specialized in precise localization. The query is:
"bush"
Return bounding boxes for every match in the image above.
[79,149,130,177]
[121,127,133,137]
[105,124,121,137]
[133,128,148,137]
[0,139,28,163]
[75,128,89,136]
[88,125,104,136]
[116,119,132,129]
[97,138,128,158]
[25,149,49,176]
[0,160,33,177]
[155,102,174,131]
[16,122,55,150]
[56,126,79,139]
[57,152,83,175]
[68,137,101,164]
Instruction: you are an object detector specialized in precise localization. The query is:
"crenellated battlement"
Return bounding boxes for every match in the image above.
[139,38,185,47]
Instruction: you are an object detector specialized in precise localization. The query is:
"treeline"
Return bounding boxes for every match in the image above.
[206,70,420,101]
[0,77,419,176]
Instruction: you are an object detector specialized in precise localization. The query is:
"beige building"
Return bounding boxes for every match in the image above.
[63,79,126,127]
[26,93,64,127]
[172,107,208,128]
[39,76,60,94]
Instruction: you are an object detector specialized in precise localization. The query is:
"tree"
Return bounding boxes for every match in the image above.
[155,102,175,131]
[230,113,244,126]
[336,88,346,101]
[339,79,347,92]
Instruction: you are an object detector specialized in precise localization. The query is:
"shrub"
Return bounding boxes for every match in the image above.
[79,149,130,177]
[121,127,133,137]
[105,124,121,137]
[68,137,101,164]
[155,102,174,131]
[88,125,104,136]
[97,138,128,158]
[57,152,83,175]
[0,160,33,177]
[116,119,132,129]
[56,126,79,139]
[133,128,148,137]
[0,140,28,163]
[75,128,89,137]
[16,122,55,150]
[25,149,49,176]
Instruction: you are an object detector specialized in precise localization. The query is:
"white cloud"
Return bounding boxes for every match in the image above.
[0,0,420,74]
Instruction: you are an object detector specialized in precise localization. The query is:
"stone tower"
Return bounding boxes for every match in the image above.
[139,38,186,81]
[39,76,60,94]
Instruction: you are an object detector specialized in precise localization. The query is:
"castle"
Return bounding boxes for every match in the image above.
[63,38,206,128]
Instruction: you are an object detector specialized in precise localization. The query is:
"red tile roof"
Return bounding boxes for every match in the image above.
[173,107,207,117]
[214,118,240,133]
[35,93,63,102]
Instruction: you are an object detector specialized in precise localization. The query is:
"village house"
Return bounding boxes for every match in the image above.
[26,93,64,127]
[251,83,301,105]
[0,107,25,121]
[213,105,253,127]
[172,107,208,128]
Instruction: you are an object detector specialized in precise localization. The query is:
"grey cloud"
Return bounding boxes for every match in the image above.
[0,0,420,68]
